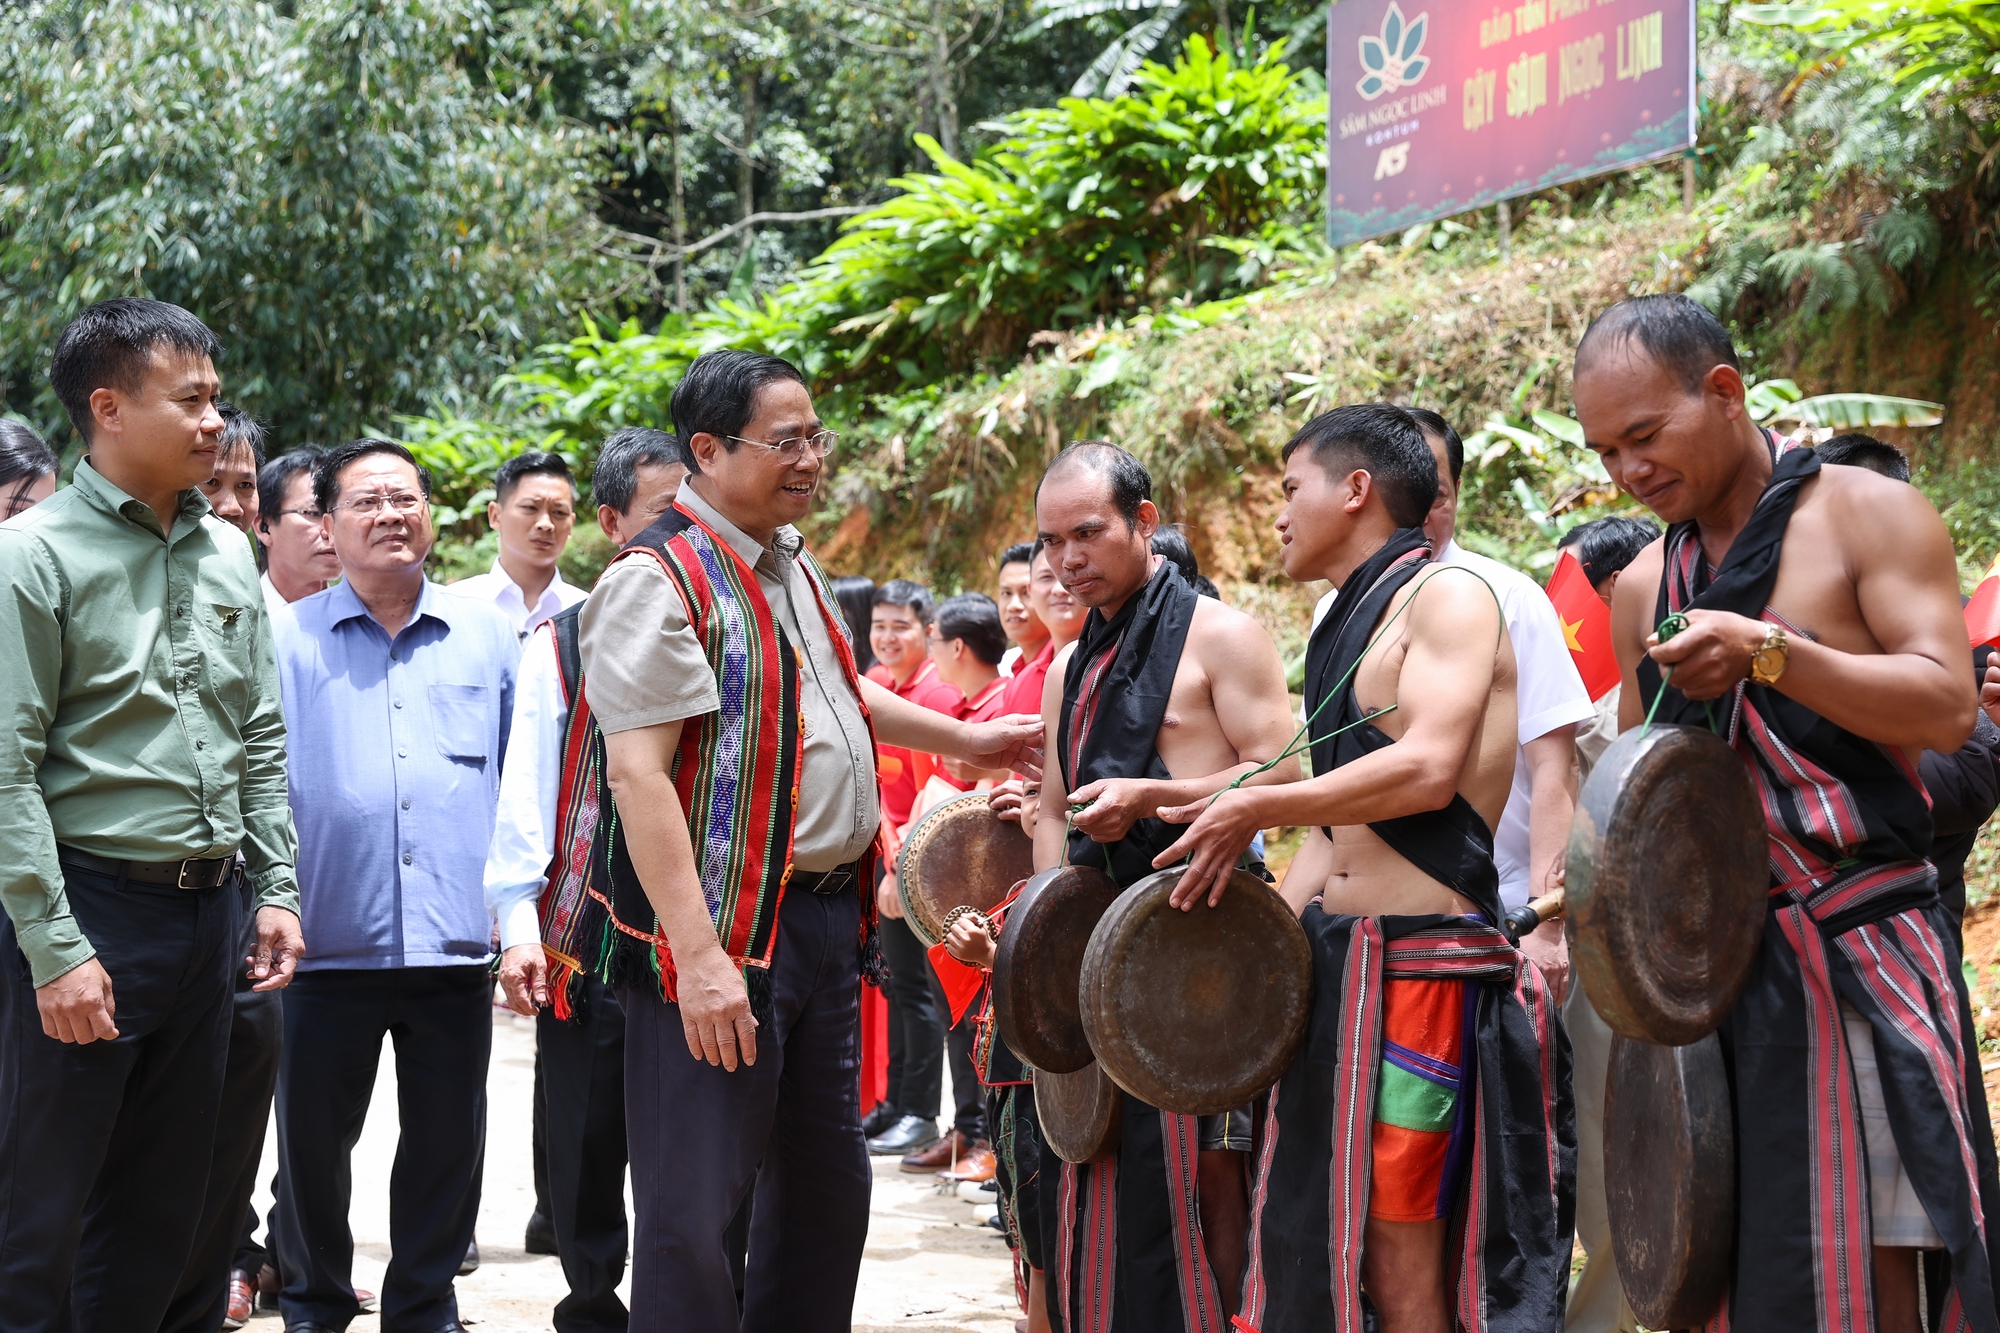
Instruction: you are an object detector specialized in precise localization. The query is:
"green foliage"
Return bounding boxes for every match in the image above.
[1739,2,2000,127]
[0,0,607,445]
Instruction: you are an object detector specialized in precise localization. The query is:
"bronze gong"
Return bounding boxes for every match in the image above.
[992,864,1121,1074]
[1035,1060,1123,1165]
[1566,724,1766,1046]
[1605,1032,1734,1329]
[895,790,1037,948]
[1078,867,1313,1117]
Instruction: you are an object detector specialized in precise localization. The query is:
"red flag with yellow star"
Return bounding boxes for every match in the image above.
[1967,554,2000,648]
[1546,549,1619,701]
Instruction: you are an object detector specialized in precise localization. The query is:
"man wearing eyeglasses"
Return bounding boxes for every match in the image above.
[253,446,340,617]
[567,349,1042,1332]
[268,438,518,1333]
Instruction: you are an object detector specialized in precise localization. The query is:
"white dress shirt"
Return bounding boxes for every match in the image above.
[1307,539,1594,909]
[260,570,290,623]
[483,627,565,951]
[449,558,586,641]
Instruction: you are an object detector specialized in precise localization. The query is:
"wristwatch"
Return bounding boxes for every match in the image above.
[1748,622,1789,686]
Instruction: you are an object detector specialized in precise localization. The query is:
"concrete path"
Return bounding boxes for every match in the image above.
[242,1007,1022,1331]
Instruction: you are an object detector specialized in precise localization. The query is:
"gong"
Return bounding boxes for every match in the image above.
[1035,1060,1123,1164]
[1566,724,1766,1046]
[992,864,1121,1074]
[1605,1033,1735,1329]
[896,790,1037,948]
[1078,867,1313,1117]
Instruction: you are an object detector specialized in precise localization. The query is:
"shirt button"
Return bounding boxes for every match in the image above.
[195,740,205,750]
[402,852,413,866]
[401,798,412,810]
[394,698,404,709]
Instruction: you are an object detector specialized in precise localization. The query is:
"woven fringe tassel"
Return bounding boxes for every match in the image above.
[744,963,776,1031]
[860,923,889,989]
[549,959,579,1022]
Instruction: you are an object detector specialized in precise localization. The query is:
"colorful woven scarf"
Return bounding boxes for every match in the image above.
[538,501,881,1025]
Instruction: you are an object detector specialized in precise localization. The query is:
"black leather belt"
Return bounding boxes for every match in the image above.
[793,863,860,897]
[57,847,236,890]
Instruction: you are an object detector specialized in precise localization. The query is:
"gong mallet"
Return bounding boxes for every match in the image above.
[1503,887,1565,946]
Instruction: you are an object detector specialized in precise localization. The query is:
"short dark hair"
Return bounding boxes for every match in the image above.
[1037,440,1153,528]
[50,298,222,443]
[494,450,574,503]
[1816,433,1910,483]
[669,350,808,475]
[872,578,934,624]
[1404,407,1464,487]
[1576,293,1741,395]
[1558,515,1661,588]
[1150,525,1200,583]
[593,428,685,515]
[1192,573,1221,599]
[830,575,877,673]
[933,593,1009,666]
[315,438,432,516]
[0,420,58,494]
[999,541,1036,572]
[217,402,265,469]
[257,447,325,525]
[1281,404,1438,529]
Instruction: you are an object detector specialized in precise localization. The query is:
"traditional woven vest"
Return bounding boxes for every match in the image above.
[537,501,880,1025]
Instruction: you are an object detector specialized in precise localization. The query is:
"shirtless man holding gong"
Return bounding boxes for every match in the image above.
[1029,440,1300,1331]
[1158,404,1573,1333]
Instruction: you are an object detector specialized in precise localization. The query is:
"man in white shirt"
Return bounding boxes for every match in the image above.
[1307,409,1592,991]
[484,428,687,1333]
[253,448,339,619]
[449,450,587,639]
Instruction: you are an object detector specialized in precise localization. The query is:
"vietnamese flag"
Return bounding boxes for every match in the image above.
[1546,550,1620,701]
[1967,554,2000,648]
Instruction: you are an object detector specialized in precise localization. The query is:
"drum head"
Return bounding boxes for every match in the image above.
[1078,867,1312,1117]
[1606,1033,1734,1329]
[1567,724,1765,1046]
[896,791,1037,947]
[993,865,1121,1074]
[1036,1061,1123,1164]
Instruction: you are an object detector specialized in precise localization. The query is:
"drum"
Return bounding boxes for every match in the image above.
[1035,1060,1123,1164]
[1605,1033,1734,1329]
[992,865,1121,1074]
[1567,724,1766,1046]
[1078,867,1312,1117]
[895,790,1038,948]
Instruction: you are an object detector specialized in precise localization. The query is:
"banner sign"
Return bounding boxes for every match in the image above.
[1324,0,1696,245]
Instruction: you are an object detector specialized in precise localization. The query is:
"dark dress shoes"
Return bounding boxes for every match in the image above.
[283,1324,340,1333]
[861,1100,901,1139]
[867,1114,940,1157]
[459,1238,480,1274]
[525,1208,559,1255]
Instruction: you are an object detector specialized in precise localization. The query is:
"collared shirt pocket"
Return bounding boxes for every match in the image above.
[429,682,493,767]
[199,603,254,713]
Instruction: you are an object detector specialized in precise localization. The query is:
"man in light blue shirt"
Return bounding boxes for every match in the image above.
[269,438,517,1333]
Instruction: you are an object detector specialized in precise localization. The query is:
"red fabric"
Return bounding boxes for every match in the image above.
[1967,555,2000,647]
[931,675,1010,792]
[928,942,988,1025]
[1000,639,1056,718]
[859,981,889,1115]
[868,659,963,827]
[1545,549,1620,702]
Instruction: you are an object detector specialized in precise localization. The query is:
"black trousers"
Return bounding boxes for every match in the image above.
[946,1005,985,1142]
[163,986,282,1333]
[272,966,491,1333]
[0,857,238,1333]
[623,889,871,1333]
[538,977,631,1333]
[876,914,943,1121]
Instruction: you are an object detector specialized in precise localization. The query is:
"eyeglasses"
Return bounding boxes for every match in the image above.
[278,506,324,521]
[332,493,426,518]
[726,430,839,464]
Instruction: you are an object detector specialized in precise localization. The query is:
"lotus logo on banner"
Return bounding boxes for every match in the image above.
[1356,2,1430,101]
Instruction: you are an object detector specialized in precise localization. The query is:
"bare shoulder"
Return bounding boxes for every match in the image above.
[1407,562,1507,633]
[1185,594,1283,675]
[1809,463,1948,552]
[1187,593,1268,641]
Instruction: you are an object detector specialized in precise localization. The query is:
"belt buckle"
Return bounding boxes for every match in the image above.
[176,858,205,890]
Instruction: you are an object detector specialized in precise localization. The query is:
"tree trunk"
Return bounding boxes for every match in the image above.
[931,22,958,160]
[738,69,759,257]
[670,92,687,313]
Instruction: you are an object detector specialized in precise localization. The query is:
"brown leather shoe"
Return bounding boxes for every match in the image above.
[939,1140,997,1184]
[223,1270,253,1329]
[900,1126,967,1172]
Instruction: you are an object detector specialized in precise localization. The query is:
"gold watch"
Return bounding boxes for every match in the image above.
[1748,623,1789,686]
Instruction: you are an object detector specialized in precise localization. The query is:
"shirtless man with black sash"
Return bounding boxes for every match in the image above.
[1579,295,2000,1333]
[1030,441,1301,1331]
[1157,405,1573,1333]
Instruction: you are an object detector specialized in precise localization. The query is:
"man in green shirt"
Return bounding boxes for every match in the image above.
[0,297,303,1333]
